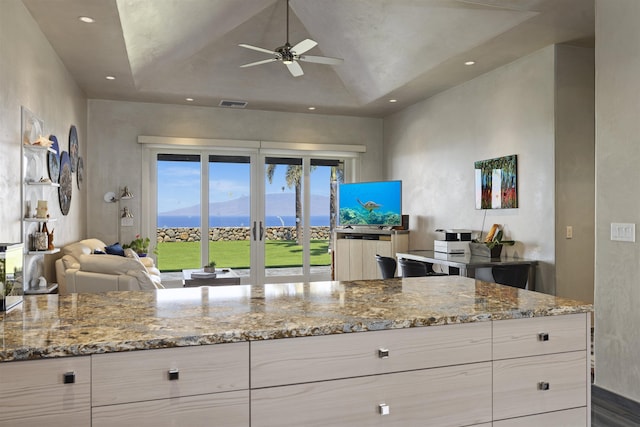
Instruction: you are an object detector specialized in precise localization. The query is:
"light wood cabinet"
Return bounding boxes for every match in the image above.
[334,230,409,280]
[252,362,492,427]
[92,390,250,427]
[0,356,90,427]
[92,343,249,426]
[251,321,491,388]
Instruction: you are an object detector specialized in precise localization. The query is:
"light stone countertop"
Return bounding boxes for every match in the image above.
[0,276,592,362]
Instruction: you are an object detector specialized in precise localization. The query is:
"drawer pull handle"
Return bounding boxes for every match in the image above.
[538,332,550,341]
[378,348,390,359]
[378,403,390,415]
[538,381,550,391]
[168,369,180,381]
[63,371,75,384]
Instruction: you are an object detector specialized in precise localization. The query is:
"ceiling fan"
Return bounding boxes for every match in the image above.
[239,0,343,77]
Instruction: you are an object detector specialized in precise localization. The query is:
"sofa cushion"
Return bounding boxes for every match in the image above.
[105,242,125,257]
[63,238,107,260]
[78,254,146,276]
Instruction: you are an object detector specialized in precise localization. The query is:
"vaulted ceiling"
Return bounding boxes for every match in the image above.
[22,0,594,117]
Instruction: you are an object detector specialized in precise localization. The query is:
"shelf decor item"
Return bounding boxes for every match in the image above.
[47,134,60,183]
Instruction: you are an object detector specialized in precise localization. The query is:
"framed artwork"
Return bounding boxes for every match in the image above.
[48,135,60,183]
[69,125,78,173]
[474,154,518,209]
[59,151,72,215]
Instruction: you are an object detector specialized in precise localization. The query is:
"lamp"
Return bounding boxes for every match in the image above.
[120,186,133,200]
[103,186,133,203]
[121,206,133,218]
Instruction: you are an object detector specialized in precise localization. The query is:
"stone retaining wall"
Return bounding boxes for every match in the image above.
[157,226,331,242]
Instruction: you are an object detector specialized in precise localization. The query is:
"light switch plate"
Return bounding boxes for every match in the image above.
[611,223,635,242]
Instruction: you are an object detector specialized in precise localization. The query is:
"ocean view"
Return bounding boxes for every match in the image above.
[157,215,330,228]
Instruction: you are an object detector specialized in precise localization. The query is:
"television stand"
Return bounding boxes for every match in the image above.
[333,229,409,280]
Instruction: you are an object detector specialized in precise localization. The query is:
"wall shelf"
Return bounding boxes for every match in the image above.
[27,248,60,255]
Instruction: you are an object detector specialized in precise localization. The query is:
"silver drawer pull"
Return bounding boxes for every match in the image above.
[168,369,180,381]
[538,332,550,341]
[378,348,390,359]
[63,371,75,384]
[538,381,550,391]
[378,403,390,415]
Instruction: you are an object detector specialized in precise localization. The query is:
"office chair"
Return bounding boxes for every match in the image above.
[398,258,448,278]
[375,255,397,279]
[491,264,530,289]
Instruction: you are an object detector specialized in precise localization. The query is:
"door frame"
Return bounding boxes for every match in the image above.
[142,143,360,285]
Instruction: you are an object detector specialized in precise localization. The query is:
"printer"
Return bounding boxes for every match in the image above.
[434,229,472,254]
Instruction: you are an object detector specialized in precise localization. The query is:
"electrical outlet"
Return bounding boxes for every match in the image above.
[566,226,573,239]
[611,223,635,242]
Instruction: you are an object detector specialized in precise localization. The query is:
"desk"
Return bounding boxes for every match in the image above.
[182,268,241,287]
[396,250,537,291]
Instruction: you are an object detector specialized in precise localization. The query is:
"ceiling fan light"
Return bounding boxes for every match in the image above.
[282,59,293,65]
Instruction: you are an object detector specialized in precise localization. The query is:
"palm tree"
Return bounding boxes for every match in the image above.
[266,163,317,245]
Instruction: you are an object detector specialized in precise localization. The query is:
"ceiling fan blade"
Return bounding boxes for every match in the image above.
[240,58,279,68]
[238,44,278,56]
[298,55,343,65]
[286,61,304,77]
[291,38,317,55]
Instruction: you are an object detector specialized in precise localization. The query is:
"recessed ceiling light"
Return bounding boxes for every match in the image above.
[389,99,398,103]
[308,107,316,110]
[79,16,95,23]
[186,98,194,102]
[105,75,115,80]
[464,60,476,66]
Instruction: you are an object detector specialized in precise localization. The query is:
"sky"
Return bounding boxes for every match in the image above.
[157,159,333,214]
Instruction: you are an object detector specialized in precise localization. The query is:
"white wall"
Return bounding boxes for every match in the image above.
[595,0,640,403]
[0,0,87,246]
[87,100,383,244]
[384,46,558,293]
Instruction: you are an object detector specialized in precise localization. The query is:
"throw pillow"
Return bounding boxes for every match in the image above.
[105,242,125,257]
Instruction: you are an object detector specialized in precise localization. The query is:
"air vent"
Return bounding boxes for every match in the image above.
[219,100,248,108]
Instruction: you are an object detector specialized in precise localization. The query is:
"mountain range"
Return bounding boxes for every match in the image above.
[160,193,330,216]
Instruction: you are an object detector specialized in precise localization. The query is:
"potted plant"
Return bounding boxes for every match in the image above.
[470,225,514,258]
[124,234,152,256]
[204,260,216,273]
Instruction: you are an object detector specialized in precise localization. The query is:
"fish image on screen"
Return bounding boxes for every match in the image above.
[338,180,402,227]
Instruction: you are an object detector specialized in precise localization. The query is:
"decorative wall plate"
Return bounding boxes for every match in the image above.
[76,156,84,190]
[47,135,60,183]
[59,151,72,215]
[69,125,78,173]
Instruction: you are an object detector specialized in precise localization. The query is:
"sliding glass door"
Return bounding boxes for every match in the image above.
[153,149,343,284]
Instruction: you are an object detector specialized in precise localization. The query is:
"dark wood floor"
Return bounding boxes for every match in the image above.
[592,385,640,426]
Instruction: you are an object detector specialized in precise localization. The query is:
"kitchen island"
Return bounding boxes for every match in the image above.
[0,276,592,426]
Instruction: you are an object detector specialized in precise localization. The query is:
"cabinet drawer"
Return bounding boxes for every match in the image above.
[493,352,587,420]
[493,313,586,360]
[92,342,249,406]
[251,322,491,388]
[493,407,587,426]
[0,356,90,426]
[92,390,249,427]
[252,362,492,427]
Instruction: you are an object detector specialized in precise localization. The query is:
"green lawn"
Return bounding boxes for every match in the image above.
[156,240,330,271]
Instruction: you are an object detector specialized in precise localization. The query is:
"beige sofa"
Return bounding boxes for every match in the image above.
[55,238,163,294]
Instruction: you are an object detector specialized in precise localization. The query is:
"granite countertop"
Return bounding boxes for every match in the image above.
[0,276,592,362]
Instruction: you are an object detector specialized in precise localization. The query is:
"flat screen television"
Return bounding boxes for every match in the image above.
[338,180,402,227]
